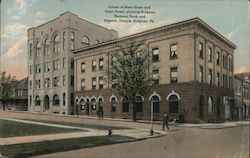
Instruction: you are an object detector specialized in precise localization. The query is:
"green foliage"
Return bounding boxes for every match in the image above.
[0,72,17,111]
[106,40,154,120]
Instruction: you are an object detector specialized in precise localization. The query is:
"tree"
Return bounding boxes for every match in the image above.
[106,40,154,121]
[0,72,17,111]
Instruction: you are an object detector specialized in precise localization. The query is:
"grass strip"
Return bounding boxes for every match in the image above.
[22,118,131,130]
[0,135,134,158]
[0,120,83,138]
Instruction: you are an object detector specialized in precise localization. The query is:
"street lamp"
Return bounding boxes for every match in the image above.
[150,100,154,136]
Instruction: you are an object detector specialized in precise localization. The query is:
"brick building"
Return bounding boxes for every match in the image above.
[73,17,236,123]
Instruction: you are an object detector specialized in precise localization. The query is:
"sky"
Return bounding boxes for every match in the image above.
[0,0,249,80]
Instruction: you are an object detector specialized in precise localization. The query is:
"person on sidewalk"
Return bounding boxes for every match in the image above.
[163,112,169,130]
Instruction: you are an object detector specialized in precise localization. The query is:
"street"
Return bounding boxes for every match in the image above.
[33,125,249,158]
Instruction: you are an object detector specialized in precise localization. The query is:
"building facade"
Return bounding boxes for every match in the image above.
[234,73,250,120]
[74,17,236,123]
[28,12,117,114]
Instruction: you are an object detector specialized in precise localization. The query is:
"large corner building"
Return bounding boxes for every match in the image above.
[29,12,237,123]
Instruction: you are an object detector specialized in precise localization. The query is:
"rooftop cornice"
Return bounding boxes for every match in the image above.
[74,17,236,54]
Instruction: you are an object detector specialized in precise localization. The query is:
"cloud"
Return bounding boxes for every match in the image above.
[2,36,27,57]
[226,27,240,40]
[235,65,249,74]
[2,23,29,39]
[7,0,37,19]
[35,11,47,18]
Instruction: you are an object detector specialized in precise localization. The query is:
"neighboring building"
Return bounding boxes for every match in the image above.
[234,73,250,120]
[0,77,28,111]
[28,11,118,115]
[74,17,236,123]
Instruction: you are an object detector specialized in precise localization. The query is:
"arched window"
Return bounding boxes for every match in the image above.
[169,95,179,113]
[98,98,103,111]
[80,99,85,110]
[53,94,60,106]
[136,96,143,112]
[36,42,41,58]
[152,95,160,113]
[54,35,60,53]
[82,36,89,45]
[91,98,96,110]
[35,95,40,106]
[44,39,50,55]
[63,31,65,50]
[111,97,116,112]
[208,96,213,113]
[70,32,75,50]
[122,97,129,113]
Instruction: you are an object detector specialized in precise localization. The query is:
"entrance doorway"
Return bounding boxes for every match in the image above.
[199,95,205,120]
[44,95,49,111]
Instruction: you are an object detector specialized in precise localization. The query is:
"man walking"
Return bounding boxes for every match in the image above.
[163,112,169,130]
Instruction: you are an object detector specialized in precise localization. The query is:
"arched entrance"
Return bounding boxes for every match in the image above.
[217,97,221,122]
[44,95,50,111]
[86,98,89,115]
[199,95,205,120]
[98,98,103,112]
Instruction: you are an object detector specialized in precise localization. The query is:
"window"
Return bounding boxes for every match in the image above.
[36,42,41,58]
[216,51,220,65]
[169,95,179,113]
[81,79,85,91]
[111,97,116,112]
[29,44,32,58]
[53,59,60,70]
[29,66,32,74]
[80,99,85,110]
[70,76,74,87]
[152,95,160,113]
[35,96,41,106]
[199,66,204,83]
[63,57,66,68]
[44,62,50,72]
[54,35,60,53]
[170,67,178,83]
[91,99,96,110]
[81,62,85,72]
[229,58,233,71]
[92,60,97,71]
[36,79,41,89]
[99,76,104,89]
[99,58,104,70]
[63,93,65,106]
[63,75,66,86]
[152,48,159,62]
[71,58,74,69]
[63,31,65,50]
[216,72,220,87]
[29,96,32,106]
[44,78,50,88]
[122,98,129,112]
[70,32,75,50]
[223,55,227,69]
[35,64,42,74]
[53,94,60,106]
[82,36,89,45]
[199,43,203,58]
[152,69,159,84]
[208,96,213,113]
[229,76,233,89]
[135,96,143,112]
[53,76,60,87]
[170,44,177,59]
[29,80,32,89]
[208,69,212,85]
[44,39,50,55]
[92,77,96,90]
[223,74,227,88]
[208,47,212,62]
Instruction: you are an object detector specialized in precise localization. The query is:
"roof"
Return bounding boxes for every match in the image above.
[17,77,28,89]
[73,17,237,54]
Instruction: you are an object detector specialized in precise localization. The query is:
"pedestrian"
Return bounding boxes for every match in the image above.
[162,112,169,130]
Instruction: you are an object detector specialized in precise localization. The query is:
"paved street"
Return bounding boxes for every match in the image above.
[34,126,249,158]
[0,111,249,158]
